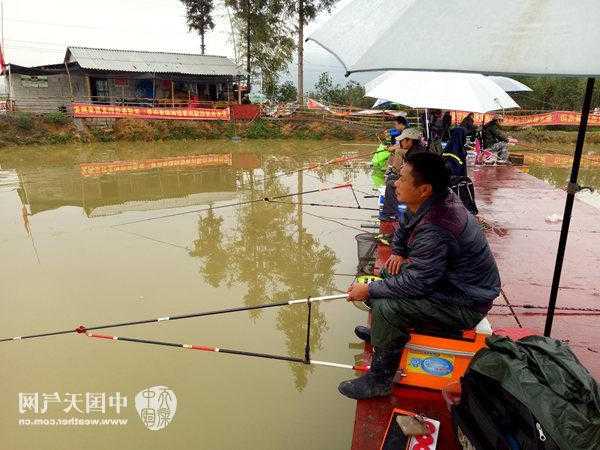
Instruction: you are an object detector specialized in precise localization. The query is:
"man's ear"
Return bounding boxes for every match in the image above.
[419,183,433,199]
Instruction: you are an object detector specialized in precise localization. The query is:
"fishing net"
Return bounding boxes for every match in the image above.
[355,232,378,275]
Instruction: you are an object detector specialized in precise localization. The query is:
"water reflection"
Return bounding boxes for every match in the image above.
[526,164,600,209]
[0,141,376,450]
[189,169,338,390]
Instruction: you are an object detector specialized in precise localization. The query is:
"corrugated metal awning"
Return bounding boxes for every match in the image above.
[66,46,244,77]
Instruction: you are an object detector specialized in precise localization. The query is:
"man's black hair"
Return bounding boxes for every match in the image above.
[395,116,408,127]
[404,152,450,195]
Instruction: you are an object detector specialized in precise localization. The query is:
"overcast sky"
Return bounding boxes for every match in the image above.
[1,0,366,89]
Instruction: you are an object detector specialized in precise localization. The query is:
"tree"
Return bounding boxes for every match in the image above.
[284,0,339,105]
[277,80,298,102]
[181,0,216,55]
[225,0,295,91]
[511,77,600,111]
[309,71,373,108]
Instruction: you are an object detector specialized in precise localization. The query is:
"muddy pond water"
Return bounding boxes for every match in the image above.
[1,139,599,450]
[0,139,380,450]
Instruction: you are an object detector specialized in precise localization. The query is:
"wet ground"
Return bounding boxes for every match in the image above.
[1,140,599,449]
[0,140,378,450]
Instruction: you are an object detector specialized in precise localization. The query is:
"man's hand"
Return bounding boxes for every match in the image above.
[347,283,370,302]
[385,254,405,275]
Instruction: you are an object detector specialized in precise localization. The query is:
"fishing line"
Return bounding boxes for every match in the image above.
[112,183,354,227]
[265,199,377,211]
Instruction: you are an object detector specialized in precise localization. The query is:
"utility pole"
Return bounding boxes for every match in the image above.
[297,0,304,105]
[246,0,251,91]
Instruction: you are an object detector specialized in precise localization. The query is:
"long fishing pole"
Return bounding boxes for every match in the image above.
[113,183,354,227]
[0,294,348,343]
[83,332,370,372]
[251,142,371,186]
[266,199,378,211]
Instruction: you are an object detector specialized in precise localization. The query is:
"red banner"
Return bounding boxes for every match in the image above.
[72,103,230,121]
[452,110,600,127]
[80,154,233,177]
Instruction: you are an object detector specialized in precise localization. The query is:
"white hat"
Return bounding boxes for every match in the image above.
[397,127,422,141]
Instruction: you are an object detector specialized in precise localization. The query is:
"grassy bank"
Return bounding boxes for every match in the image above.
[511,127,600,144]
[2,112,600,155]
[0,112,375,148]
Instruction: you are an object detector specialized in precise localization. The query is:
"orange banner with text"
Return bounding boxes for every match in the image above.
[72,103,230,121]
[452,110,600,127]
[80,154,233,177]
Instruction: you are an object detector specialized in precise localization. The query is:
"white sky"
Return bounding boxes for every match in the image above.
[1,0,363,89]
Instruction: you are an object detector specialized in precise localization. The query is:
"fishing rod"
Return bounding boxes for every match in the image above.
[254,145,384,187]
[491,303,600,313]
[265,199,378,211]
[113,183,355,227]
[83,332,370,372]
[0,294,348,344]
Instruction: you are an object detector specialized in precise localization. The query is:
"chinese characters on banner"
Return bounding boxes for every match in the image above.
[79,154,233,177]
[72,103,230,121]
[452,110,600,127]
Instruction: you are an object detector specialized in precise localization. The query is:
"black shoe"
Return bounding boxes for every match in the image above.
[338,348,401,400]
[354,325,371,342]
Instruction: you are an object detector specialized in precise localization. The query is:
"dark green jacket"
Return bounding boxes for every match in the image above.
[470,335,600,450]
[482,120,509,147]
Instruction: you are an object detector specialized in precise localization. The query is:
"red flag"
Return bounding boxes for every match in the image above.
[0,46,5,73]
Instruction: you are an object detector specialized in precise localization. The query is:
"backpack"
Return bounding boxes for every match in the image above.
[453,335,600,450]
[450,176,478,215]
[454,369,560,450]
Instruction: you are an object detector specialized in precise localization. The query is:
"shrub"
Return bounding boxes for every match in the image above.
[44,111,71,125]
[246,119,282,139]
[15,112,34,130]
[47,132,73,144]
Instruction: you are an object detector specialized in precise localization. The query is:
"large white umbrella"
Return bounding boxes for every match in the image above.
[308,0,600,77]
[308,0,600,336]
[488,76,532,92]
[365,71,519,113]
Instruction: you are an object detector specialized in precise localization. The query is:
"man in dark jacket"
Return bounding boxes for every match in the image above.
[482,116,509,162]
[339,152,501,400]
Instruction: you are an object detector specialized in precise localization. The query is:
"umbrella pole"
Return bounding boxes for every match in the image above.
[544,77,595,337]
[425,108,430,140]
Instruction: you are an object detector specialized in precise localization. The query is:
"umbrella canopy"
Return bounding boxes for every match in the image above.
[365,71,519,113]
[308,0,600,77]
[488,76,532,92]
[372,98,391,109]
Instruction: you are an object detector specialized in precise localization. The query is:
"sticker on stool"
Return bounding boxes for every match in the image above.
[406,352,455,377]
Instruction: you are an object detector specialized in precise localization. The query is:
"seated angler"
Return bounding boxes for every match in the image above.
[339,152,501,400]
[380,127,428,220]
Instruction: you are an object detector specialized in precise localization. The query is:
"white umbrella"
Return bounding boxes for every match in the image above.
[307,0,600,77]
[365,71,519,113]
[372,98,390,109]
[488,76,532,92]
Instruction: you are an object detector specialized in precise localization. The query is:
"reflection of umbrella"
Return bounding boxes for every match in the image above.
[366,71,519,113]
[308,0,600,337]
[488,76,532,92]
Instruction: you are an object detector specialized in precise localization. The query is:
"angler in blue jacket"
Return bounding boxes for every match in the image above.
[339,152,501,400]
